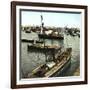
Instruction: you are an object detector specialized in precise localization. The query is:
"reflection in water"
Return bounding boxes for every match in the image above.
[21,31,80,78]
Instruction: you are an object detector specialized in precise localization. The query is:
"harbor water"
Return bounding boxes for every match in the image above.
[21,31,80,78]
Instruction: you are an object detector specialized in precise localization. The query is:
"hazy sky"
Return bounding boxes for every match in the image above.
[21,11,81,28]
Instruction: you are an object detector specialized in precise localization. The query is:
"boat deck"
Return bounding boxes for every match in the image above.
[38,34,64,39]
[27,48,72,78]
[21,39,43,43]
[28,44,61,52]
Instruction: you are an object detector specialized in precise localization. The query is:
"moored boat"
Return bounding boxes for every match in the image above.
[27,44,61,52]
[27,48,72,78]
[25,29,31,33]
[21,39,43,43]
[38,14,64,40]
[26,14,72,78]
[38,33,64,39]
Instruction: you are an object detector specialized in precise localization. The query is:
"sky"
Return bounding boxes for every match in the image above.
[21,11,81,28]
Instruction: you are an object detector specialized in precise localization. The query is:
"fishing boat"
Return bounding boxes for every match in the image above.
[21,39,43,43]
[28,43,61,52]
[27,48,72,78]
[38,33,64,39]
[27,14,72,78]
[25,29,31,33]
[38,15,64,40]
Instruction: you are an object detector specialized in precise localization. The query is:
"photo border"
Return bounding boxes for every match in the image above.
[11,1,88,89]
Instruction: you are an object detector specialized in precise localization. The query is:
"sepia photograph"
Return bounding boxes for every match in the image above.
[11,1,87,88]
[20,10,81,79]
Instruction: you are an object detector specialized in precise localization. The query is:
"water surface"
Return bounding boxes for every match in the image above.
[21,31,80,78]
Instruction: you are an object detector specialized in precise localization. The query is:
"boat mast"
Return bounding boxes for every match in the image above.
[40,14,45,46]
[40,14,44,34]
[40,14,47,62]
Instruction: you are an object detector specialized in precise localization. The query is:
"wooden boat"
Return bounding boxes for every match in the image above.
[25,29,31,33]
[38,33,64,39]
[27,48,72,78]
[21,39,43,43]
[38,15,64,40]
[26,15,72,78]
[27,44,61,52]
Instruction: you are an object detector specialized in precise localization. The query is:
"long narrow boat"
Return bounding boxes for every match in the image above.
[21,39,43,43]
[27,48,72,78]
[38,33,64,39]
[27,44,61,52]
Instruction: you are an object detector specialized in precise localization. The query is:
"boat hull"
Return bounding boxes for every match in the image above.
[27,48,72,78]
[50,57,71,77]
[22,39,43,43]
[38,34,64,39]
[27,45,61,52]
